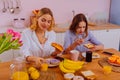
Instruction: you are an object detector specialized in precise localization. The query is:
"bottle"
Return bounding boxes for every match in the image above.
[10,57,29,80]
[85,51,92,62]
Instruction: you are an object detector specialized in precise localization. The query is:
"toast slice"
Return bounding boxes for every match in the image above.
[84,43,94,49]
[81,70,96,80]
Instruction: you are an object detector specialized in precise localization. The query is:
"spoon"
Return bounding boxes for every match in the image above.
[9,0,14,14]
[16,0,19,9]
[2,0,7,13]
[15,0,20,14]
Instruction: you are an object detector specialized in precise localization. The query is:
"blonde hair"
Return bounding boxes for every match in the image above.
[30,8,55,31]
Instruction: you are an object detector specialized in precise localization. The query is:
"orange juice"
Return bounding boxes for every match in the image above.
[41,63,48,71]
[103,66,112,74]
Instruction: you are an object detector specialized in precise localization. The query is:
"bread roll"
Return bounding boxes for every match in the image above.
[51,42,63,52]
[84,43,94,49]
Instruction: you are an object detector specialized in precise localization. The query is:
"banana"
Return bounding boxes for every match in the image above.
[63,62,82,70]
[64,59,84,66]
[62,59,84,70]
[59,62,75,73]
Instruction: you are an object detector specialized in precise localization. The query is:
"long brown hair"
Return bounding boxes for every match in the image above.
[69,13,88,37]
[30,8,55,31]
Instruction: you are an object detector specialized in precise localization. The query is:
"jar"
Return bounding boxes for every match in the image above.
[10,57,29,80]
[13,18,26,28]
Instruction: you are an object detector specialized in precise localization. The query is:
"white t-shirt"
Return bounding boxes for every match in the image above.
[20,28,56,57]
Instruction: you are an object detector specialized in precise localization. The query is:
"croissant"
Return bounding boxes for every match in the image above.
[51,42,64,52]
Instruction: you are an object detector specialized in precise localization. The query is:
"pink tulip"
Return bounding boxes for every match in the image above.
[14,32,21,39]
[7,29,14,35]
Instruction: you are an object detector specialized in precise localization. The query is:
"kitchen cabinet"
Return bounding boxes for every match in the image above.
[0,26,26,33]
[0,50,13,62]
[56,33,65,46]
[0,50,21,62]
[91,29,120,50]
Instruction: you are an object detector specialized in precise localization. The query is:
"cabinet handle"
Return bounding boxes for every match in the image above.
[106,29,109,32]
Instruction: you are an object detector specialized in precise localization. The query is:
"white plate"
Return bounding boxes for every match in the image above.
[46,58,60,67]
[82,52,100,58]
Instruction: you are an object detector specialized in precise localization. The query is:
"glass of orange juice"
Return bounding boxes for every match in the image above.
[103,65,112,74]
[41,63,48,71]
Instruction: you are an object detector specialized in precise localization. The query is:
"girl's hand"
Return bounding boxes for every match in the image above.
[34,57,45,66]
[51,48,62,57]
[89,45,100,51]
[74,38,84,45]
[26,56,45,68]
[89,45,104,51]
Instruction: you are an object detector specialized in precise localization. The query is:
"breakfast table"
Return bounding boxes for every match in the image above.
[0,48,120,80]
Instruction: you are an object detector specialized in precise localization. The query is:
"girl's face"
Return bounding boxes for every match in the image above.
[76,21,86,34]
[38,14,52,31]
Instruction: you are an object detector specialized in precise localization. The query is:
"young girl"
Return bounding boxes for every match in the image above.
[64,13,104,54]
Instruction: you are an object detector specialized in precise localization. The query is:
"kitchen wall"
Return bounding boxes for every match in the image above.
[0,0,110,27]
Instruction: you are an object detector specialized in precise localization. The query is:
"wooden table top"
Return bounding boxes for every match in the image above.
[0,48,120,80]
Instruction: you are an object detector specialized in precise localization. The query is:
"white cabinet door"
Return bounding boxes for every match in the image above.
[91,29,120,50]
[0,50,14,62]
[56,33,65,46]
[0,50,21,62]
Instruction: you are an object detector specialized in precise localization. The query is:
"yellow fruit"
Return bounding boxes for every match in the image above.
[63,62,82,70]
[12,71,29,80]
[59,62,75,73]
[28,67,37,74]
[64,59,84,66]
[30,70,40,80]
[62,59,84,71]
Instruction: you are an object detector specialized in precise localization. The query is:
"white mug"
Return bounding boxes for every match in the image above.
[70,50,80,61]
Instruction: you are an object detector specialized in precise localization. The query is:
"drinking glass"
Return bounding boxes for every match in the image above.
[41,63,48,71]
[103,65,112,74]
[10,57,28,80]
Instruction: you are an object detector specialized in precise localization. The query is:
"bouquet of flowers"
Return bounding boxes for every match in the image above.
[0,29,23,54]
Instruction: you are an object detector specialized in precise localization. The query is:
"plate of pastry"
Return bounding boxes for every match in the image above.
[82,52,100,58]
[46,58,60,67]
[107,55,120,67]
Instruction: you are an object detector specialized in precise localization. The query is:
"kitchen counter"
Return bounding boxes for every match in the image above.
[0,25,26,33]
[55,23,120,33]
[0,23,120,33]
[89,23,120,31]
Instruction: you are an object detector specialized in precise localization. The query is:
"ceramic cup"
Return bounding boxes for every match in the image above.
[70,50,80,61]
